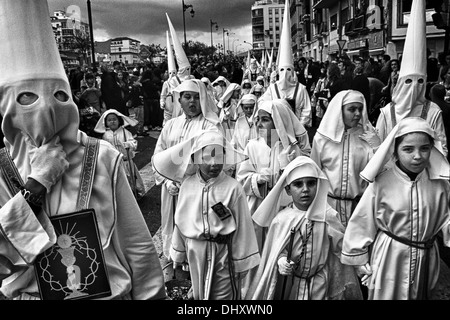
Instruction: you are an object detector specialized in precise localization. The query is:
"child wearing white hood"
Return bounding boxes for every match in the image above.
[94,109,145,199]
[245,156,361,300]
[152,130,260,300]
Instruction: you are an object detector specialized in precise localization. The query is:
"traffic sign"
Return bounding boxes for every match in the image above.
[336,39,347,51]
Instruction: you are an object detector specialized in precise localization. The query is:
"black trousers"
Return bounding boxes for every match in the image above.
[143,98,163,128]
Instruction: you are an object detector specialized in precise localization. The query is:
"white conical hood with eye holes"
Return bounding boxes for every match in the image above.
[0,0,79,157]
[390,0,427,122]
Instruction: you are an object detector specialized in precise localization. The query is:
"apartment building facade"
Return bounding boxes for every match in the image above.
[298,0,446,62]
[109,37,141,65]
[251,0,286,59]
[51,9,91,67]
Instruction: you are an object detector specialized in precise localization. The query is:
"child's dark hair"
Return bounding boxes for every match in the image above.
[393,132,434,158]
[104,113,124,127]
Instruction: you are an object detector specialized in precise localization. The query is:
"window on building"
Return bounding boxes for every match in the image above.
[341,7,348,22]
[398,0,435,26]
[330,14,337,30]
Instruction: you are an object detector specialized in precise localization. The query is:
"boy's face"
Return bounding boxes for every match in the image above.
[285,177,318,211]
[179,91,201,118]
[194,144,225,181]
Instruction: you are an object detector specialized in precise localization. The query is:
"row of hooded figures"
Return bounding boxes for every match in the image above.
[0,0,449,301]
[144,0,450,301]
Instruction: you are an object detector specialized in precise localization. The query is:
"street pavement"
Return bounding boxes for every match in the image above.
[135,130,450,300]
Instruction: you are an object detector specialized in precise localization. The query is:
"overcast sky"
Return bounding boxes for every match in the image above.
[48,0,255,53]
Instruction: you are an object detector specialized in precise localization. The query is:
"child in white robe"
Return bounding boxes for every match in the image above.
[230,94,258,154]
[152,130,260,300]
[152,79,222,260]
[94,109,145,199]
[311,90,381,227]
[246,156,361,300]
[236,98,311,252]
[341,117,450,300]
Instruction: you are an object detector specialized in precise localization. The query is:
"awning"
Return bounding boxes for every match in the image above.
[369,48,385,55]
[346,49,361,56]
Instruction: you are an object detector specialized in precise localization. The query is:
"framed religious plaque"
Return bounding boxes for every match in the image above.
[34,208,112,300]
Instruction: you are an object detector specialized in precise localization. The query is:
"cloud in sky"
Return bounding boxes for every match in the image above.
[48,0,255,52]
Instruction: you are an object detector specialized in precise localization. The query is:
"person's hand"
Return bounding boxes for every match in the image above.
[356,262,373,286]
[256,167,271,184]
[359,124,381,150]
[25,135,69,192]
[277,256,295,276]
[165,180,179,196]
[278,141,298,169]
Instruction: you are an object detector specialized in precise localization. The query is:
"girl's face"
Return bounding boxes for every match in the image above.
[342,102,363,129]
[105,113,120,131]
[286,177,318,211]
[256,109,276,144]
[396,132,432,174]
[241,103,255,118]
[195,144,225,181]
[180,91,201,118]
[117,72,123,80]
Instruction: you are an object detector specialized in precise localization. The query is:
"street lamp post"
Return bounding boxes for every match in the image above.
[87,0,95,67]
[222,28,229,56]
[182,0,195,49]
[210,19,218,47]
[227,32,235,55]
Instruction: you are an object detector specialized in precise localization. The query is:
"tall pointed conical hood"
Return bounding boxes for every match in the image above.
[277,0,294,69]
[260,50,266,70]
[0,0,67,85]
[398,0,426,78]
[166,30,177,74]
[246,50,251,69]
[166,13,190,71]
[0,0,80,156]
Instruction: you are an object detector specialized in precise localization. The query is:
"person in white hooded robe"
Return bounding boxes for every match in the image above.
[375,0,447,158]
[152,130,260,300]
[311,90,381,228]
[341,117,450,300]
[259,0,312,128]
[159,30,180,127]
[245,156,361,300]
[236,99,311,252]
[152,79,223,260]
[0,0,167,300]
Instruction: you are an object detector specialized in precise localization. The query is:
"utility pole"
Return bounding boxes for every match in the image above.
[87,0,95,67]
